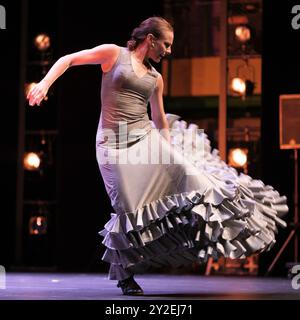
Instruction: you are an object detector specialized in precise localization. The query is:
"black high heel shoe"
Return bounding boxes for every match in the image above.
[117,276,144,295]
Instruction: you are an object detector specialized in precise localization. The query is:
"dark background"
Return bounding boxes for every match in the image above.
[260,0,300,274]
[0,0,299,276]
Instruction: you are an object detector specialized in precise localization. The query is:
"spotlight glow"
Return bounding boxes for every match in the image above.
[228,148,248,167]
[29,216,47,235]
[235,25,251,43]
[231,77,246,95]
[23,152,41,171]
[34,33,51,51]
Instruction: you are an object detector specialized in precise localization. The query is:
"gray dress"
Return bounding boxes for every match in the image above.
[96,47,288,280]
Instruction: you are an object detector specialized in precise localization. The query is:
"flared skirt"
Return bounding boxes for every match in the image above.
[96,115,288,280]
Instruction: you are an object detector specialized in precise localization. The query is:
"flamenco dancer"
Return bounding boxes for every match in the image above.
[27,17,288,295]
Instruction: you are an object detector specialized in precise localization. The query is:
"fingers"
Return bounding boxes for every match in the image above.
[29,94,44,106]
[27,85,46,106]
[29,97,40,106]
[27,86,37,105]
[27,85,37,100]
[28,92,38,106]
[28,93,44,106]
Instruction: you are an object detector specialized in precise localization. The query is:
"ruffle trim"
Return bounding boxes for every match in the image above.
[99,185,287,270]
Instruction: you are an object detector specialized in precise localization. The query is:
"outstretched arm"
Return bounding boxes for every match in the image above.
[150,73,170,143]
[27,44,119,106]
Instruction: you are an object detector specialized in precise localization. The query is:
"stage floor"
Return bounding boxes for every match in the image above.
[0,272,299,300]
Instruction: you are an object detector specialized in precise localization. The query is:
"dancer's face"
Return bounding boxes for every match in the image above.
[148,30,174,63]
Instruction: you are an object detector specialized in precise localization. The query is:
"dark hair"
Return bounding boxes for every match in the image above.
[127,17,173,51]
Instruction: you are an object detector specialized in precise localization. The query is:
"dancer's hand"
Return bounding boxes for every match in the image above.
[27,80,49,106]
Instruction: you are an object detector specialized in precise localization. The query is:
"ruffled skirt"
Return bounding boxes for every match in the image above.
[96,114,288,280]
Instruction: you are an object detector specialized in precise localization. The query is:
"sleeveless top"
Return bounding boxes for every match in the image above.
[96,46,159,148]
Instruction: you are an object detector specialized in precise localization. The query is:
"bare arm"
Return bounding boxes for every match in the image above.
[27,44,119,106]
[150,73,170,143]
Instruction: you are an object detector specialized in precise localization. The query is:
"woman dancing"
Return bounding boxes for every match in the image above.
[27,17,288,296]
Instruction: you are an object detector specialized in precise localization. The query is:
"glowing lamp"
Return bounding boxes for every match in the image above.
[23,152,41,171]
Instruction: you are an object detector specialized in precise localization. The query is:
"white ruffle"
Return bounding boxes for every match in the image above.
[99,114,288,273]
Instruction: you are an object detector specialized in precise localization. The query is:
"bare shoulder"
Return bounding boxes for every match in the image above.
[98,43,120,60]
[156,72,163,81]
[100,43,120,54]
[101,44,121,72]
[154,72,164,90]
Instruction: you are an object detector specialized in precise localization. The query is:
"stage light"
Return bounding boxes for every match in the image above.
[34,33,51,52]
[29,216,47,235]
[228,148,248,168]
[235,25,251,43]
[230,77,246,95]
[41,135,46,145]
[23,152,41,171]
[230,77,255,98]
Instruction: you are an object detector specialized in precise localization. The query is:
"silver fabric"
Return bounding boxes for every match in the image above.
[96,47,288,280]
